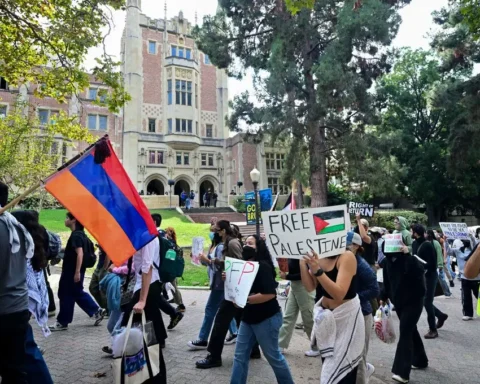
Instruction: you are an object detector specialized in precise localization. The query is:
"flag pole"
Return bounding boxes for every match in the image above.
[0,135,109,215]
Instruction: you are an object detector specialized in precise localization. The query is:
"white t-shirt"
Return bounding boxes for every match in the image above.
[133,237,160,293]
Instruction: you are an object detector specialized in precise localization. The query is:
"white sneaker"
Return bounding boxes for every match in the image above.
[462,316,473,321]
[366,363,375,379]
[305,349,320,357]
[93,308,107,326]
[49,322,68,332]
[392,374,409,383]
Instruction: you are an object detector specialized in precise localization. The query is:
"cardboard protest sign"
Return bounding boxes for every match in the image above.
[348,202,374,217]
[224,257,259,308]
[261,205,349,259]
[191,237,204,266]
[439,222,470,240]
[384,234,403,253]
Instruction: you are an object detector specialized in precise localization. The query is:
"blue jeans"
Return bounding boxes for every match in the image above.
[57,271,99,326]
[199,290,237,341]
[107,309,123,335]
[231,311,294,384]
[438,268,451,296]
[446,256,456,280]
[24,324,53,384]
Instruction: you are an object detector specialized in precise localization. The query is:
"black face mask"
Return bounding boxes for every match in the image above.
[242,245,257,260]
[213,232,222,243]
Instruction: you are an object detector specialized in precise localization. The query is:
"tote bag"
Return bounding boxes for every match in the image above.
[112,312,160,384]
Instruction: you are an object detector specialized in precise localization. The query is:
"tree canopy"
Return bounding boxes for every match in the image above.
[195,0,411,207]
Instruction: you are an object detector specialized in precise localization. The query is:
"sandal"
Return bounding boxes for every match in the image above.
[102,346,113,355]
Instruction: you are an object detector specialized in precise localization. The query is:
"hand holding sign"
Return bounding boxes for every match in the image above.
[303,251,321,272]
[224,257,259,308]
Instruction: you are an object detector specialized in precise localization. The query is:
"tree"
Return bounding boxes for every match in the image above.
[374,48,480,225]
[0,0,129,112]
[195,0,411,208]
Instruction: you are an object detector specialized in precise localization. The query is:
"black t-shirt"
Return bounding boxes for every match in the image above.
[242,262,280,324]
[63,230,87,275]
[361,236,377,266]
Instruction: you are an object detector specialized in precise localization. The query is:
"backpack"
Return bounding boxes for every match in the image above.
[46,230,62,260]
[159,236,184,283]
[74,231,97,269]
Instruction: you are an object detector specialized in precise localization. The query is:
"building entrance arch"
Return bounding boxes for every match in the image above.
[199,180,215,207]
[146,179,165,195]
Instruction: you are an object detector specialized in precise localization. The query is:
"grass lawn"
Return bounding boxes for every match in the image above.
[39,209,211,247]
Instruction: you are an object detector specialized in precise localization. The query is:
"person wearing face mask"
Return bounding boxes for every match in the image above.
[188,228,238,350]
[380,233,428,383]
[231,235,294,384]
[393,217,413,253]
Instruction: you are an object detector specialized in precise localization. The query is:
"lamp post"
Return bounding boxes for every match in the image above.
[168,179,175,208]
[236,181,243,195]
[250,167,261,237]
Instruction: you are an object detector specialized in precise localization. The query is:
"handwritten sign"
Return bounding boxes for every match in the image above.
[191,237,204,266]
[384,234,403,253]
[348,202,374,217]
[224,257,259,308]
[261,205,349,259]
[440,222,470,240]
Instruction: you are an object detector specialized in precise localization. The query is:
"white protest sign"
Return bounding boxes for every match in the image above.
[348,202,374,217]
[191,237,204,266]
[384,234,403,253]
[439,222,470,240]
[261,205,349,259]
[224,257,259,308]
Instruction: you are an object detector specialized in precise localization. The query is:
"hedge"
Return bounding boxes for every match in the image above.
[368,210,427,231]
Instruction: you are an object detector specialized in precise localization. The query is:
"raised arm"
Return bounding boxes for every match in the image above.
[356,214,371,244]
[464,245,480,279]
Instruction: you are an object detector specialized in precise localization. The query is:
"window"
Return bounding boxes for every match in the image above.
[175,80,192,106]
[195,83,198,108]
[167,80,172,105]
[62,142,68,163]
[168,119,172,133]
[38,109,59,125]
[0,77,7,90]
[148,118,156,133]
[266,153,285,170]
[196,121,199,135]
[148,41,156,54]
[50,141,58,155]
[0,105,6,118]
[98,90,107,103]
[175,118,193,133]
[178,47,184,58]
[176,152,190,165]
[186,49,191,59]
[201,153,215,167]
[204,54,211,65]
[171,46,177,57]
[148,150,164,165]
[206,124,213,138]
[88,114,108,130]
[88,88,98,100]
[268,177,288,195]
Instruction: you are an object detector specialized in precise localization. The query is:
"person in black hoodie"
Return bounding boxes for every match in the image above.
[381,239,428,383]
[411,224,448,339]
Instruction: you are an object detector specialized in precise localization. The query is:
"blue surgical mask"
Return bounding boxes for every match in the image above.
[209,232,215,241]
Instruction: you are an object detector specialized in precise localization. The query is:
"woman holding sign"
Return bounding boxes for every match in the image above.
[231,235,294,384]
[300,234,364,384]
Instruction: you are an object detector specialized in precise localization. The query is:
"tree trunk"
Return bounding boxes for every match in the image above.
[308,122,328,208]
[296,178,304,208]
[426,203,442,227]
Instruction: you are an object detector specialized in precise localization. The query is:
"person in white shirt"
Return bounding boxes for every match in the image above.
[120,237,166,384]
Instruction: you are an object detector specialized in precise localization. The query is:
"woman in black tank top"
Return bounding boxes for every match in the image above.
[300,231,365,384]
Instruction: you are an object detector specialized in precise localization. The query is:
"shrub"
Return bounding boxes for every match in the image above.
[18,193,62,211]
[233,196,247,213]
[369,210,428,231]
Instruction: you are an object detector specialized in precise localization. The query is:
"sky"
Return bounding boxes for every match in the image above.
[86,0,450,101]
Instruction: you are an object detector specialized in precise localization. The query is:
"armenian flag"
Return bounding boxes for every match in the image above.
[44,137,158,266]
[313,210,346,235]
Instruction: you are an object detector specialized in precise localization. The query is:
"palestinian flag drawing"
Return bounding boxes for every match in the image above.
[313,210,346,235]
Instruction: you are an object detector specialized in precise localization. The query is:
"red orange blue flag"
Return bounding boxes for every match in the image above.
[44,137,157,266]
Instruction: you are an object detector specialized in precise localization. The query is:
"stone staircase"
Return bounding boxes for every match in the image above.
[185,207,247,224]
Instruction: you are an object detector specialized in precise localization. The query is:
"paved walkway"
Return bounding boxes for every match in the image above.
[35,274,479,383]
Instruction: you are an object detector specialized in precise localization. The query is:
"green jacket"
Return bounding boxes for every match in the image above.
[433,240,443,268]
[393,216,413,253]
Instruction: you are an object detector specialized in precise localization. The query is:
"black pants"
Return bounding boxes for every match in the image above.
[424,272,445,331]
[392,301,428,380]
[43,268,56,313]
[121,282,167,384]
[0,310,30,384]
[461,279,480,317]
[158,284,177,317]
[207,300,259,359]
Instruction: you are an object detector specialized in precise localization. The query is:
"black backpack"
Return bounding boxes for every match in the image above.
[159,236,184,283]
[74,231,97,269]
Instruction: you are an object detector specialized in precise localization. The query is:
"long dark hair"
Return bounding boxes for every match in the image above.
[426,229,436,242]
[12,210,47,272]
[246,235,276,280]
[67,212,84,231]
[217,220,236,255]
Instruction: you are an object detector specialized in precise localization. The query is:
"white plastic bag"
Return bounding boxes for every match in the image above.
[374,304,396,344]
